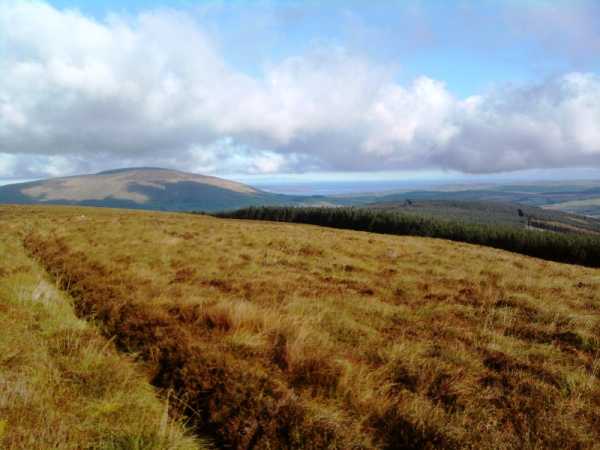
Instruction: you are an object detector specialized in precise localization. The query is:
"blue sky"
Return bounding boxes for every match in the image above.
[46,0,600,98]
[1,0,600,185]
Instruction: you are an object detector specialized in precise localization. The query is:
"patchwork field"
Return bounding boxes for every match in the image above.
[2,205,600,449]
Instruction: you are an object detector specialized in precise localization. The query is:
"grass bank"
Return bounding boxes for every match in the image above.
[0,208,203,449]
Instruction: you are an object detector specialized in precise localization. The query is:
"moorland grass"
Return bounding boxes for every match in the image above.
[215,206,600,267]
[0,207,203,450]
[9,205,600,449]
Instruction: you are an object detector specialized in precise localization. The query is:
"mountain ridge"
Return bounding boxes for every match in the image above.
[0,167,274,211]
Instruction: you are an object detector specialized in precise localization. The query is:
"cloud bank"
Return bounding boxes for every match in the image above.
[1,1,600,179]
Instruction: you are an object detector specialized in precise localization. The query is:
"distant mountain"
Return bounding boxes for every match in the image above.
[0,167,300,211]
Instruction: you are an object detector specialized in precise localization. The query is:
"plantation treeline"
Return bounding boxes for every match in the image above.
[215,206,600,268]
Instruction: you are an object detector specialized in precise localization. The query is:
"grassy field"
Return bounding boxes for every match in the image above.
[2,205,600,448]
[0,207,202,449]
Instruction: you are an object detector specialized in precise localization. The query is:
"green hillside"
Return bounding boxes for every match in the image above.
[366,200,600,235]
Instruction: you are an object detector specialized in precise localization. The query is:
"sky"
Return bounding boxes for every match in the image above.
[1,0,600,185]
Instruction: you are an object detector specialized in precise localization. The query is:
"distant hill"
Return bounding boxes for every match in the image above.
[355,183,600,218]
[366,199,600,235]
[0,167,309,212]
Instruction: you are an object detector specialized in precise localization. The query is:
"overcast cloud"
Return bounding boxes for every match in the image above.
[1,1,600,179]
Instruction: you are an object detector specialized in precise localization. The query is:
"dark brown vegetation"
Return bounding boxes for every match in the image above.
[3,205,600,449]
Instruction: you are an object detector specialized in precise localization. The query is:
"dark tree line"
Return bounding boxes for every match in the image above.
[213,206,600,268]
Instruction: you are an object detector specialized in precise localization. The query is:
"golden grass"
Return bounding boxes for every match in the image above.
[0,208,204,449]
[3,204,600,448]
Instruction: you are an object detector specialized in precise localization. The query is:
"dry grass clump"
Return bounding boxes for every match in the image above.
[4,205,600,449]
[0,211,202,449]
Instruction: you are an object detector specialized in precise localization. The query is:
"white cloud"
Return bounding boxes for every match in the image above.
[447,73,600,172]
[1,1,600,179]
[187,138,302,175]
[363,77,458,157]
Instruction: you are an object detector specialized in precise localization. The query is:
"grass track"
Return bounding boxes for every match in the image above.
[0,206,202,449]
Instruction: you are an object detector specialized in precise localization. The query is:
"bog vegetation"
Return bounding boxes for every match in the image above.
[2,205,598,449]
[216,206,600,268]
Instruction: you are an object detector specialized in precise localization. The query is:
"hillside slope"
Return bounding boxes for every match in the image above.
[218,206,600,268]
[0,167,291,211]
[6,205,600,449]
